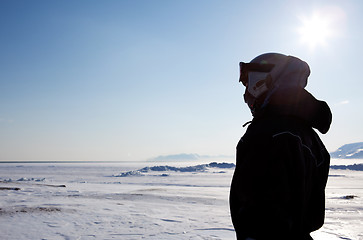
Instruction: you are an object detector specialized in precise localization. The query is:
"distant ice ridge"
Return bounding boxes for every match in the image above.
[330,164,363,171]
[112,161,363,177]
[0,177,45,182]
[113,162,236,177]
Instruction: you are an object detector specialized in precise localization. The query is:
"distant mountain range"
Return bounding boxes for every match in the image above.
[148,153,234,162]
[148,143,363,161]
[330,142,363,159]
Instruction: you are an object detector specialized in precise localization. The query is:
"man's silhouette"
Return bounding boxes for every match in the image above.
[230,53,332,240]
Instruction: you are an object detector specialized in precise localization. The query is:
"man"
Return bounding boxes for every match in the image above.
[229,53,332,240]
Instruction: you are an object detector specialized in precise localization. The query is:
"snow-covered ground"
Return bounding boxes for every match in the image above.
[0,159,362,240]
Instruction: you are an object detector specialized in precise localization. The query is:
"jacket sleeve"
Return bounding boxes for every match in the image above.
[269,130,328,234]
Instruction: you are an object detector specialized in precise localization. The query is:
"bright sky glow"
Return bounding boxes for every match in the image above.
[297,5,347,52]
[298,13,333,49]
[0,0,362,161]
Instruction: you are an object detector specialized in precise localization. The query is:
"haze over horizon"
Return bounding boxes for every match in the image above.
[1,0,363,161]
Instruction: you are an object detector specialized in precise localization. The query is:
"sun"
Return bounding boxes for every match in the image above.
[297,12,333,50]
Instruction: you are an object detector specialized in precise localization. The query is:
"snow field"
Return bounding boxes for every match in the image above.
[0,161,362,240]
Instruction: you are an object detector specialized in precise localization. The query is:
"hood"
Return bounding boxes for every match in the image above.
[256,87,332,134]
[269,55,310,89]
[260,54,311,109]
[250,53,310,90]
[245,53,311,115]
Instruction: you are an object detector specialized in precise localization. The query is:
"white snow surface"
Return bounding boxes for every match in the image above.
[0,159,362,240]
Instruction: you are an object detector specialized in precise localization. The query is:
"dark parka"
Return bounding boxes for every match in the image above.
[230,87,332,240]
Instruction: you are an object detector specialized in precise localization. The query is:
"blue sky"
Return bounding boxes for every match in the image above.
[1,0,362,161]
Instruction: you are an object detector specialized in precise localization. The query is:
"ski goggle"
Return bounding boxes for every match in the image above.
[239,62,275,86]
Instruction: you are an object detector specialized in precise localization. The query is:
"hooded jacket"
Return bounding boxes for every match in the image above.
[230,87,332,239]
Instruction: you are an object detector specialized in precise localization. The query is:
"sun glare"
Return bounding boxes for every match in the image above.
[298,12,333,50]
[297,6,346,51]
